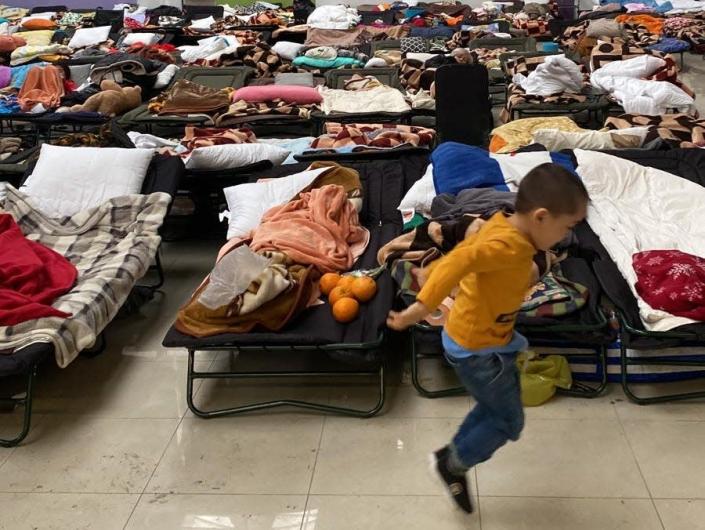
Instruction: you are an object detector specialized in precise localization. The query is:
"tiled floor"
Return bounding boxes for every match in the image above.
[4,56,705,530]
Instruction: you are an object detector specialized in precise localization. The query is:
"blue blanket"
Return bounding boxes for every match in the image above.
[431,142,576,195]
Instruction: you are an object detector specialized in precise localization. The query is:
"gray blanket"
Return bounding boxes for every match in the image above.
[0,186,170,368]
[431,188,516,219]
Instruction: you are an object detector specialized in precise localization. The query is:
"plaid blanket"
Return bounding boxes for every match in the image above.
[0,186,170,368]
[181,126,256,151]
[664,16,705,47]
[215,99,316,126]
[310,122,435,149]
[513,18,550,37]
[604,113,705,148]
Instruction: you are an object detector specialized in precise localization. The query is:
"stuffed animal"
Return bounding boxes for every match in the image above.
[67,80,142,116]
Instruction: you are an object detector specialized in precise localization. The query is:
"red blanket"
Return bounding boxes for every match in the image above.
[0,213,77,326]
[634,250,705,321]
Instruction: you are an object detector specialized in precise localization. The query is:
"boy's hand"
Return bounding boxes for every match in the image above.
[386,302,431,331]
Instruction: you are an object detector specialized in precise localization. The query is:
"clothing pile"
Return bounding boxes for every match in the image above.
[176,162,368,337]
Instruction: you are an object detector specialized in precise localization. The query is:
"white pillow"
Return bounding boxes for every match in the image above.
[68,26,111,49]
[397,163,436,218]
[223,166,330,239]
[189,16,215,29]
[272,41,304,61]
[20,145,153,218]
[122,32,160,46]
[185,144,291,171]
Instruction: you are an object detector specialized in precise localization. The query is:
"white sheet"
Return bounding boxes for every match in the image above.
[576,149,705,331]
[590,55,694,115]
[514,55,584,96]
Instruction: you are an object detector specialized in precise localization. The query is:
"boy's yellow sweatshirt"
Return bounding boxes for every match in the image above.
[416,212,536,350]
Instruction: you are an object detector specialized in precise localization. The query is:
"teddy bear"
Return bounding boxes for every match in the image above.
[65,80,142,117]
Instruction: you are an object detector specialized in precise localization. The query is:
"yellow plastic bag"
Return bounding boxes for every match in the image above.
[517,351,572,406]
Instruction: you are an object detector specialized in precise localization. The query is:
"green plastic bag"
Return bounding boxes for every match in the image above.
[517,351,572,406]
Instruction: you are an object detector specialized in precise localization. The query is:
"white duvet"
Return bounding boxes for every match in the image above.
[307,5,361,29]
[514,54,584,96]
[590,55,694,116]
[318,85,411,115]
[576,150,705,331]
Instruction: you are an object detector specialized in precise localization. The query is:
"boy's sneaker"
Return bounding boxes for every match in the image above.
[429,446,474,514]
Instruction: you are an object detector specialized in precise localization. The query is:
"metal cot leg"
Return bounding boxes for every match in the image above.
[0,368,36,448]
[186,349,386,418]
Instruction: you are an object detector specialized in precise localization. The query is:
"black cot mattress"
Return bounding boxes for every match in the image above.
[162,152,430,355]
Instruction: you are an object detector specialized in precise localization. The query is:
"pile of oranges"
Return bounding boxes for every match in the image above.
[319,272,377,323]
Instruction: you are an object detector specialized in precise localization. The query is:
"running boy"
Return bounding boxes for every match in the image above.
[387,163,589,513]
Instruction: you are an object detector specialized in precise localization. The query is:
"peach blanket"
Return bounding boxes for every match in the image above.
[250,184,369,273]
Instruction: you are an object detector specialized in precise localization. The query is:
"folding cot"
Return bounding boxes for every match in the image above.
[577,148,705,404]
[162,151,430,418]
[119,66,255,134]
[409,236,613,398]
[310,68,412,135]
[0,151,183,447]
[469,36,537,104]
[499,51,611,124]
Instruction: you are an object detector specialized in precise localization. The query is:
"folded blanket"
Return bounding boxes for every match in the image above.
[0,213,77,326]
[11,44,72,66]
[181,126,257,151]
[0,186,170,367]
[311,122,435,149]
[250,184,369,273]
[318,85,410,115]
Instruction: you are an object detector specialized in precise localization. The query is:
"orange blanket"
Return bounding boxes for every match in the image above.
[615,14,664,36]
[250,184,369,273]
[18,65,64,112]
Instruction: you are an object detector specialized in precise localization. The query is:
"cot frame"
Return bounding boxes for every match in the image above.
[0,253,165,448]
[0,368,36,448]
[618,313,705,404]
[410,314,611,399]
[184,337,387,419]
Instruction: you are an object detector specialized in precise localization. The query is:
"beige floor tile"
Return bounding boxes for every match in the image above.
[477,419,649,498]
[401,356,463,391]
[0,411,42,459]
[480,497,663,530]
[0,493,137,530]
[623,420,705,498]
[304,494,479,530]
[0,417,178,493]
[327,383,471,418]
[311,417,475,495]
[613,382,705,422]
[35,357,210,419]
[524,389,619,421]
[125,494,306,530]
[655,499,705,530]
[186,355,335,418]
[146,415,323,494]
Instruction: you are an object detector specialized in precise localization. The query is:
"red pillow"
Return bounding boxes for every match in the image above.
[233,85,322,105]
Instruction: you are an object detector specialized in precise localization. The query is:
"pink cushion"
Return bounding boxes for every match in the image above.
[233,85,322,104]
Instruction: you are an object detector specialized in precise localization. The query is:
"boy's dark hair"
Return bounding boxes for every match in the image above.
[515,163,588,215]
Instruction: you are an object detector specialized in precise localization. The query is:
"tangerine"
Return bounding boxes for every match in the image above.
[329,285,352,306]
[337,275,355,290]
[319,272,341,295]
[351,276,377,302]
[332,297,359,323]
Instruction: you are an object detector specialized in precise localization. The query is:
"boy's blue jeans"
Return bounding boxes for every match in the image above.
[443,346,525,474]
